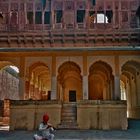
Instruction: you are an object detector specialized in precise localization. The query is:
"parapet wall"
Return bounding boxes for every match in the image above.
[10,100,62,130]
[77,100,128,130]
[10,100,127,130]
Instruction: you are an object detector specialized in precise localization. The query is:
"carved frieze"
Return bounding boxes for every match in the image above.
[54,1,63,10]
[35,3,42,11]
[130,1,138,11]
[0,3,8,12]
[77,1,86,10]
[64,1,74,11]
[105,1,112,10]
[11,3,18,11]
[20,3,24,11]
[96,1,104,11]
[27,3,33,11]
[122,11,128,22]
[121,1,128,10]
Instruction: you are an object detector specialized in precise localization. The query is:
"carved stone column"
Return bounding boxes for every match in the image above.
[19,57,26,100]
[136,72,140,106]
[83,55,88,100]
[51,56,57,100]
[114,56,120,100]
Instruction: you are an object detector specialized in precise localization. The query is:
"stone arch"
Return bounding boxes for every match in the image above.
[0,61,19,70]
[57,61,82,102]
[121,60,140,118]
[88,61,113,100]
[27,61,51,100]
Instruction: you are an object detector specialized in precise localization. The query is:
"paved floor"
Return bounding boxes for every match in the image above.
[0,126,140,140]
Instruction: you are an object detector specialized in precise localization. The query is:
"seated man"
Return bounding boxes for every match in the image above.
[33,113,55,140]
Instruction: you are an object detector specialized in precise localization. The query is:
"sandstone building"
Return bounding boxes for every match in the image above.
[0,0,140,130]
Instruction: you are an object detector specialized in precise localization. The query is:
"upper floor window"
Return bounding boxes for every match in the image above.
[77,10,85,23]
[44,11,50,24]
[55,10,62,23]
[106,10,113,23]
[27,12,33,24]
[35,12,42,24]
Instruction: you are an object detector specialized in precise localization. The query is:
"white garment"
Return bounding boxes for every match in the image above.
[33,134,42,140]
[39,122,54,140]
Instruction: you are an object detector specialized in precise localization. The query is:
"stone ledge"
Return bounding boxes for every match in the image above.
[77,100,127,105]
[10,100,62,106]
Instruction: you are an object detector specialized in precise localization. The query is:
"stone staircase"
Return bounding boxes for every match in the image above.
[58,102,78,129]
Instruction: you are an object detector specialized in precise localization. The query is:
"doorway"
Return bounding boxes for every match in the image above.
[69,90,76,102]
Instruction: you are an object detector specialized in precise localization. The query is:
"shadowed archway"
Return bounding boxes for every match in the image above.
[57,61,82,102]
[89,61,113,100]
[121,60,140,118]
[27,62,51,100]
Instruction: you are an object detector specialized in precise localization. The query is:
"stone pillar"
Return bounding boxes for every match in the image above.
[83,56,88,100]
[128,8,131,29]
[114,76,120,100]
[112,1,115,28]
[8,0,11,29]
[42,10,44,31]
[131,77,136,107]
[118,0,121,29]
[25,80,30,99]
[74,0,77,29]
[136,73,140,106]
[19,57,26,100]
[83,76,88,100]
[17,1,20,31]
[114,56,120,100]
[24,0,27,25]
[51,56,57,100]
[126,81,131,108]
[33,1,35,30]
[84,0,89,28]
[51,76,57,100]
[51,1,55,29]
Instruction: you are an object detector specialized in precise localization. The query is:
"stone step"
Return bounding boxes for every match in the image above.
[57,122,78,129]
[60,103,77,129]
[61,116,76,120]
[61,116,76,121]
[63,102,77,107]
[62,110,76,115]
[61,119,76,123]
[62,107,76,111]
[62,111,76,116]
[61,120,77,123]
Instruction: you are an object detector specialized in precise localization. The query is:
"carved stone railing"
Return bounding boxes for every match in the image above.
[0,28,139,46]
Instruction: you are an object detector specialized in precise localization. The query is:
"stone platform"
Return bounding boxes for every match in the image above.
[0,127,140,140]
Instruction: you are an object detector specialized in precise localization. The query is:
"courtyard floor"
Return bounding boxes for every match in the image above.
[0,125,140,140]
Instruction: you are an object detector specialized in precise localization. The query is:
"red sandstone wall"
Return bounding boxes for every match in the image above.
[0,70,19,100]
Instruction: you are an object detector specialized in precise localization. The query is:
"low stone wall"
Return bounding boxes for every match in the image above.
[128,107,140,119]
[10,100,128,130]
[10,100,62,130]
[77,100,128,130]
